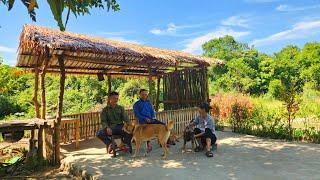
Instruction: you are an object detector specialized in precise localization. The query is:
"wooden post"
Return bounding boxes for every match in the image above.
[204,67,210,103]
[40,58,49,119]
[148,67,153,105]
[29,128,35,153]
[107,74,112,94]
[75,120,80,149]
[155,76,161,112]
[174,71,180,109]
[54,56,66,165]
[44,122,54,164]
[37,124,44,159]
[33,68,40,118]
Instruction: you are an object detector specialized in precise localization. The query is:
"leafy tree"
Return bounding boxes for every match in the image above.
[203,36,263,94]
[274,45,305,139]
[203,35,250,61]
[256,54,275,94]
[1,0,120,31]
[298,42,320,90]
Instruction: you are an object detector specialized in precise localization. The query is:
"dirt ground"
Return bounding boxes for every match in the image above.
[60,131,320,180]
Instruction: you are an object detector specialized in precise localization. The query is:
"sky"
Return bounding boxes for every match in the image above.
[1,0,320,66]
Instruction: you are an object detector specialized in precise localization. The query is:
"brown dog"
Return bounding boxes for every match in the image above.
[123,120,174,159]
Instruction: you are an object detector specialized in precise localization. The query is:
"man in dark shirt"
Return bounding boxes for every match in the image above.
[96,91,132,153]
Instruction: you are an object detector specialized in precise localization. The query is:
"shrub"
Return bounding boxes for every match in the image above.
[211,92,254,125]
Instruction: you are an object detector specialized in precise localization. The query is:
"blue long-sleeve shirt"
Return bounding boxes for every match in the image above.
[133,99,155,124]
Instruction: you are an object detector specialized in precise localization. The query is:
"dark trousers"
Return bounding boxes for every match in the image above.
[96,124,132,147]
[194,128,217,146]
[148,119,165,125]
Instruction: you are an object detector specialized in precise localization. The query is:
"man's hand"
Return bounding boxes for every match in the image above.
[105,127,112,135]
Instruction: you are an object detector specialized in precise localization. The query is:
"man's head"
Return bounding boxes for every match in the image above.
[198,102,212,117]
[108,91,119,106]
[139,89,148,101]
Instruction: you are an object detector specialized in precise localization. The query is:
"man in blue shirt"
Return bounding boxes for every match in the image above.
[133,89,164,125]
[133,89,165,152]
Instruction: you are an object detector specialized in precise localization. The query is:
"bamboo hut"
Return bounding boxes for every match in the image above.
[15,24,222,164]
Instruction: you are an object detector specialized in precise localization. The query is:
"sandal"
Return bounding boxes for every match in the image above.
[206,151,214,157]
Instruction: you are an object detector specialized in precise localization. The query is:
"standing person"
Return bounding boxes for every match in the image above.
[133,89,165,152]
[96,91,132,153]
[192,102,217,157]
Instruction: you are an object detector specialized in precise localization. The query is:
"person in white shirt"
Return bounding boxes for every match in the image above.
[191,102,217,157]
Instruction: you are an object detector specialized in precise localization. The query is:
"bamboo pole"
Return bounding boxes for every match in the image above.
[148,67,153,105]
[33,68,40,118]
[203,67,210,103]
[155,76,161,112]
[107,74,112,94]
[40,58,49,119]
[54,56,66,165]
[37,124,44,159]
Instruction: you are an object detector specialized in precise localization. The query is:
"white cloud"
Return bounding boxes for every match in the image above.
[108,36,142,44]
[183,27,250,54]
[276,4,320,12]
[0,45,15,53]
[251,20,320,47]
[150,23,205,36]
[221,16,250,28]
[150,23,178,35]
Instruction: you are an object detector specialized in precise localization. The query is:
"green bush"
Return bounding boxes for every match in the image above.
[0,95,22,119]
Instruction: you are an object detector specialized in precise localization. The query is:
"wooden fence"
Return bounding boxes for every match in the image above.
[60,108,199,145]
[163,68,209,110]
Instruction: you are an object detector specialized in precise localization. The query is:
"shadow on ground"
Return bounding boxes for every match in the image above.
[60,131,320,180]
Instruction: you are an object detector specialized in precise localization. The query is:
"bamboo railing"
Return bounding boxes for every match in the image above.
[60,108,199,145]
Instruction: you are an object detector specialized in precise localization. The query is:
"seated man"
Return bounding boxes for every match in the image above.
[96,91,132,153]
[133,89,165,151]
[191,102,217,157]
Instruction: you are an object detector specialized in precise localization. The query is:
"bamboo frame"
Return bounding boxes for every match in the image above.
[155,76,161,112]
[33,68,40,118]
[54,55,66,165]
[148,67,153,105]
[40,58,49,119]
[163,68,208,110]
[107,74,112,94]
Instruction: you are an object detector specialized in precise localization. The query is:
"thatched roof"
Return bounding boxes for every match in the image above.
[16,24,222,76]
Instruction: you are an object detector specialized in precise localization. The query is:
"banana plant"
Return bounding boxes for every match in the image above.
[1,0,120,31]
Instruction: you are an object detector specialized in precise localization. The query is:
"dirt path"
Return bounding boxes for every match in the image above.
[60,131,320,180]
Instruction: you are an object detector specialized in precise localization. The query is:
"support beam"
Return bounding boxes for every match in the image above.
[155,76,161,112]
[40,58,49,119]
[37,124,44,159]
[107,74,112,94]
[204,67,210,103]
[54,56,66,165]
[33,68,40,118]
[148,67,154,105]
[174,70,180,109]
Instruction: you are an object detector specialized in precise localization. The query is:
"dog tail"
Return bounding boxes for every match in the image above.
[166,120,174,130]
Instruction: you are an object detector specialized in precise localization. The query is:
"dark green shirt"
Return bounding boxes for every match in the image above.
[100,104,129,128]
